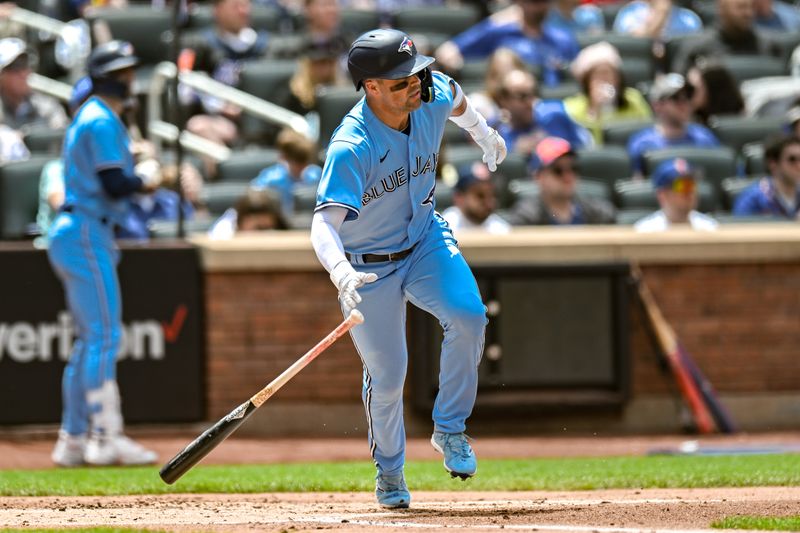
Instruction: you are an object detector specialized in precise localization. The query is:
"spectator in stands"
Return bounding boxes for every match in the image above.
[672,0,782,74]
[0,38,68,135]
[208,186,289,238]
[250,127,321,217]
[0,122,28,162]
[612,0,703,40]
[634,157,718,231]
[301,0,351,52]
[733,134,800,219]
[563,41,652,145]
[685,57,745,127]
[496,69,591,158]
[547,0,605,35]
[182,0,269,149]
[507,136,616,224]
[435,0,580,87]
[467,48,528,128]
[627,73,719,177]
[753,0,800,32]
[283,37,347,115]
[442,162,511,234]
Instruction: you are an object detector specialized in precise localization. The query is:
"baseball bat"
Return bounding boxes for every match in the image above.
[631,265,716,434]
[674,342,738,434]
[159,309,364,484]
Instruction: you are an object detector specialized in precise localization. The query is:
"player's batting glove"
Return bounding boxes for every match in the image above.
[330,261,378,316]
[135,158,163,190]
[474,128,507,172]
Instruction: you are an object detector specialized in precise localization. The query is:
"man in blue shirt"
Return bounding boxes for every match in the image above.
[435,0,579,87]
[496,68,591,156]
[627,73,719,176]
[613,0,703,40]
[754,0,800,32]
[734,134,800,219]
[547,0,605,35]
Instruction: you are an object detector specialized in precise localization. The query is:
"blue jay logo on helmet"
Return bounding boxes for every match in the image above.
[398,37,414,56]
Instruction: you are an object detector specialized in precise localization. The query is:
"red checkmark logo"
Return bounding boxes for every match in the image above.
[162,304,188,343]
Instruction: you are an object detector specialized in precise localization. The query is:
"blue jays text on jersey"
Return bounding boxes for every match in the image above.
[361,151,439,207]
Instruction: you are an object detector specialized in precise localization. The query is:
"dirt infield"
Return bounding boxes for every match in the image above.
[1,432,799,532]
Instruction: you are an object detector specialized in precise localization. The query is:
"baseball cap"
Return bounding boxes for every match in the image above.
[652,158,697,189]
[454,162,491,192]
[0,38,28,71]
[530,137,575,171]
[649,73,693,103]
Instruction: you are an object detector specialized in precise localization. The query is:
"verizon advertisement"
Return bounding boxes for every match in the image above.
[0,244,204,425]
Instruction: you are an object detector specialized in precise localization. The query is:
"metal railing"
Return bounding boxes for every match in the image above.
[147,61,318,159]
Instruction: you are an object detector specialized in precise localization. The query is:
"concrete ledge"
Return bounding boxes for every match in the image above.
[189,223,800,272]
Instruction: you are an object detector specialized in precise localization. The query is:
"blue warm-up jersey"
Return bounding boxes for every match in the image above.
[62,96,135,224]
[316,71,455,255]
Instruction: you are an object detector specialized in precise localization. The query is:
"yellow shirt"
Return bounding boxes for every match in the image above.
[563,88,652,145]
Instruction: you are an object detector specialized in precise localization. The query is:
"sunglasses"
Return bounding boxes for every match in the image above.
[668,91,691,103]
[670,177,696,194]
[550,164,578,177]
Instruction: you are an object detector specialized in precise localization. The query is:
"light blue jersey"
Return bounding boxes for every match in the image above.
[61,96,134,224]
[316,71,454,254]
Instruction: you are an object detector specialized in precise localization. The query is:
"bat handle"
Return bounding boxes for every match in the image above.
[348,309,364,325]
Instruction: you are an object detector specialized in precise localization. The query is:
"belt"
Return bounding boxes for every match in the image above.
[61,205,110,226]
[346,244,416,264]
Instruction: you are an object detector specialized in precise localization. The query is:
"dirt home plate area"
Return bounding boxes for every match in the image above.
[1,433,799,532]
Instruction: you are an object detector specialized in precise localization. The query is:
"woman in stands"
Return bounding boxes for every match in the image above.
[685,57,745,127]
[563,41,652,145]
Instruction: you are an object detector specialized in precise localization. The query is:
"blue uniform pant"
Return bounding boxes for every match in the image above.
[47,212,122,436]
[347,216,486,476]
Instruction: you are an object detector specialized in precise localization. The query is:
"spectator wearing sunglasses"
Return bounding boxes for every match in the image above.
[496,69,591,158]
[435,0,579,88]
[634,158,718,231]
[507,136,616,225]
[733,134,800,219]
[627,73,719,177]
[442,162,511,235]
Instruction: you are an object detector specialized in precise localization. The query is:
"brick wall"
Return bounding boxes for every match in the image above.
[204,262,800,427]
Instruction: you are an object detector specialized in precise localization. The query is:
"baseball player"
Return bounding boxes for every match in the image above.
[310,29,506,509]
[49,41,160,467]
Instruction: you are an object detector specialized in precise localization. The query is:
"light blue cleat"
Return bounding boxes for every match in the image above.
[431,431,477,479]
[375,472,411,509]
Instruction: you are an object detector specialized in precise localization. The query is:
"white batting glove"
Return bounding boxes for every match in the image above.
[474,128,507,172]
[135,158,163,190]
[329,261,378,316]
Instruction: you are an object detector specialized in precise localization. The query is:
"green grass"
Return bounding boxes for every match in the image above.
[1,454,799,496]
[712,516,800,530]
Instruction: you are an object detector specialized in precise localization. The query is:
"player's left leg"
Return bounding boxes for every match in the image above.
[404,218,486,478]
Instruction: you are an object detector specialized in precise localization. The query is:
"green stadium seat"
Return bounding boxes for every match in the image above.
[742,142,764,175]
[215,149,279,183]
[721,175,759,211]
[600,3,625,31]
[721,55,787,84]
[497,152,529,181]
[620,57,655,87]
[708,115,784,154]
[23,127,65,155]
[577,146,632,187]
[341,9,382,36]
[393,5,480,38]
[615,208,653,225]
[0,155,52,239]
[458,59,490,87]
[292,184,318,213]
[187,4,283,32]
[316,86,362,149]
[237,60,298,105]
[508,177,611,205]
[148,218,216,238]
[434,180,455,210]
[443,144,483,169]
[614,177,718,212]
[539,81,580,101]
[577,33,654,61]
[602,119,653,147]
[199,182,250,216]
[88,7,172,66]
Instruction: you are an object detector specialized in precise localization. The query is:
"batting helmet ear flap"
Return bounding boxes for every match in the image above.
[418,67,434,103]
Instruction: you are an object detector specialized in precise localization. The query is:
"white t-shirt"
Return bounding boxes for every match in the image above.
[442,206,512,235]
[634,210,719,232]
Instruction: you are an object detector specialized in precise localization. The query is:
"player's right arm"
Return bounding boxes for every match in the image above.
[311,206,377,316]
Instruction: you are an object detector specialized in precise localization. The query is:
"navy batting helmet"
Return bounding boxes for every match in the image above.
[347,29,435,91]
[87,40,138,79]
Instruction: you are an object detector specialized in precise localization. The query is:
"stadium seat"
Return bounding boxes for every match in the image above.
[721,55,787,84]
[341,9,382,36]
[577,146,632,187]
[88,7,172,67]
[497,152,529,181]
[434,180,455,210]
[238,60,299,105]
[577,33,654,62]
[316,86,362,149]
[539,81,580,101]
[614,177,718,212]
[508,177,611,204]
[602,119,654,147]
[393,5,481,38]
[292,183,318,213]
[0,155,52,239]
[444,144,483,169]
[620,57,655,87]
[187,4,283,32]
[23,127,65,154]
[458,59,490,87]
[599,3,625,31]
[215,149,279,183]
[199,182,250,216]
[642,146,737,192]
[615,208,653,225]
[708,115,784,154]
[149,218,216,239]
[442,121,470,146]
[742,142,764,175]
[721,175,759,211]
